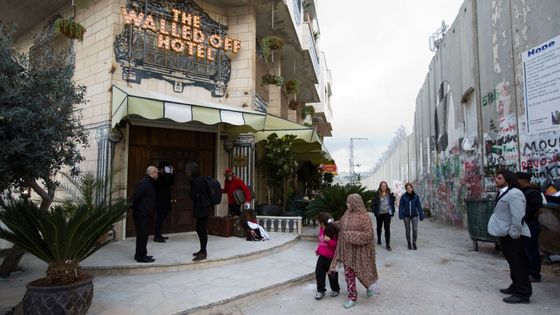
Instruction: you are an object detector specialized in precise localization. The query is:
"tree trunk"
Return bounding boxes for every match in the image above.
[0,245,25,277]
[0,178,54,277]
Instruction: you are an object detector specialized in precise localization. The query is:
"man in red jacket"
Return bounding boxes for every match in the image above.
[222,168,251,215]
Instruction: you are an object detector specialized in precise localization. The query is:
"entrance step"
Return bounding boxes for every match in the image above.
[81,232,299,276]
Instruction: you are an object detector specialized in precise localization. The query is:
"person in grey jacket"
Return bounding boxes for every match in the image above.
[487,169,531,304]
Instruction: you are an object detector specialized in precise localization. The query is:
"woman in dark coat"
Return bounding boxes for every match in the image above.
[185,160,212,261]
[398,183,424,250]
[371,181,396,251]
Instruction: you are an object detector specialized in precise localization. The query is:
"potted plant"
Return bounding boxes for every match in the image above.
[301,105,315,120]
[0,173,129,315]
[261,35,285,58]
[261,73,284,86]
[288,99,304,111]
[285,79,301,95]
[257,133,299,211]
[54,17,86,41]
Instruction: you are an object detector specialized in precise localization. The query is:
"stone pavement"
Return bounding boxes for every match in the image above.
[240,219,560,315]
[2,218,558,315]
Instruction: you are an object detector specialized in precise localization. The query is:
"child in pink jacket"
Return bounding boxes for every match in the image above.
[314,212,340,300]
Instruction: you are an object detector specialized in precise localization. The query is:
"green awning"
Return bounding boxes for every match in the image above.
[111,84,267,132]
[229,114,332,163]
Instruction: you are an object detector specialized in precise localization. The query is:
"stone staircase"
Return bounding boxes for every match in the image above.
[81,216,318,314]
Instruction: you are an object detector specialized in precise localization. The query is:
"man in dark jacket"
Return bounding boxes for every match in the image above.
[516,171,544,282]
[131,166,158,263]
[154,161,175,243]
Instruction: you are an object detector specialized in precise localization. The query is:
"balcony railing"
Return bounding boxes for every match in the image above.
[256,216,303,235]
[303,22,320,81]
[291,0,303,26]
[254,94,268,113]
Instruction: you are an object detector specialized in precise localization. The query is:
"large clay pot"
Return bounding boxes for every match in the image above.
[23,274,94,315]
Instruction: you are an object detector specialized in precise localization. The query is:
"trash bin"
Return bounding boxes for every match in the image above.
[539,204,560,255]
[465,198,499,251]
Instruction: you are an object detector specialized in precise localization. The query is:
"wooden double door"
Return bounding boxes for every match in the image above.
[126,126,215,237]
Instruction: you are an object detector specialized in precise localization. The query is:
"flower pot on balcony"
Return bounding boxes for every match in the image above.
[261,74,284,86]
[261,36,285,58]
[54,18,86,41]
[285,80,301,95]
[289,99,301,111]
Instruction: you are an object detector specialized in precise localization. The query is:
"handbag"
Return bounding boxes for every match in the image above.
[233,188,246,205]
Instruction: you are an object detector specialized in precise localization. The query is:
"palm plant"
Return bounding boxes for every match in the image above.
[305,184,376,220]
[0,173,129,285]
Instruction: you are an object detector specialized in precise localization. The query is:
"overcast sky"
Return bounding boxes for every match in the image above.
[317,0,464,173]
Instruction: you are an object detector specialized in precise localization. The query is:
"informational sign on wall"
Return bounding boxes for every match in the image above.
[522,35,560,133]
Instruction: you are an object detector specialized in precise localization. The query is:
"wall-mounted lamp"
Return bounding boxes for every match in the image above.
[108,128,123,143]
[224,140,234,152]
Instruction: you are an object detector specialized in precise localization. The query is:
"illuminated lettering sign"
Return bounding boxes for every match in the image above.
[120,8,241,62]
[114,0,238,96]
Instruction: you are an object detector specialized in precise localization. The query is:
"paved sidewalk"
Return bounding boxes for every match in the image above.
[241,219,560,315]
[3,218,558,314]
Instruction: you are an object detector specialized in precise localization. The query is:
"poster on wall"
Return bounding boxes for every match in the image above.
[522,35,560,134]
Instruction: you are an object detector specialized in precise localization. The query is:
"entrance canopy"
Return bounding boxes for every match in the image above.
[230,114,332,163]
[111,84,266,132]
[111,84,331,163]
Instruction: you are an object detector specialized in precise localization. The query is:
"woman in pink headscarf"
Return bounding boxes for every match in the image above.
[330,193,379,309]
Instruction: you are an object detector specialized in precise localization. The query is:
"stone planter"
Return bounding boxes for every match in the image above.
[23,273,94,315]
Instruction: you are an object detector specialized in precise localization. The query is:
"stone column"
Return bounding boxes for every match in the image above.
[230,134,256,208]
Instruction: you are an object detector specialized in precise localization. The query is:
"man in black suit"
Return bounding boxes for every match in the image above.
[516,171,544,282]
[154,161,175,243]
[131,166,158,263]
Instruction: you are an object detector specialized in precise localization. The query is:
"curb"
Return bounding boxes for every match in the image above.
[179,272,315,315]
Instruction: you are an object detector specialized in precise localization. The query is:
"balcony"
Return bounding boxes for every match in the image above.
[302,21,320,83]
[308,53,332,137]
[1,0,68,38]
[255,0,320,103]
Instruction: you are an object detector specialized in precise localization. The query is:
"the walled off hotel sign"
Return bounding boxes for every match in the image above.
[115,0,241,96]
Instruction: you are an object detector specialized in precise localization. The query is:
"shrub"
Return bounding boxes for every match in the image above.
[306,184,376,220]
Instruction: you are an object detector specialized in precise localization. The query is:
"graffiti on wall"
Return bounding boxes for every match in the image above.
[483,82,518,177]
[462,155,484,198]
[522,132,560,185]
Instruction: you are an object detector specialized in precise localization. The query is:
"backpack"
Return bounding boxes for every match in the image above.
[205,176,222,206]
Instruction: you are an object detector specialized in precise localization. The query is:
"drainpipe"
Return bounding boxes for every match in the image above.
[471,0,485,193]
[507,0,522,170]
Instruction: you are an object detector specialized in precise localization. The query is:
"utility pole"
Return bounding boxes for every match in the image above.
[349,137,367,184]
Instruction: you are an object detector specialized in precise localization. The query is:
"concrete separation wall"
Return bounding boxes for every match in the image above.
[369,0,560,226]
